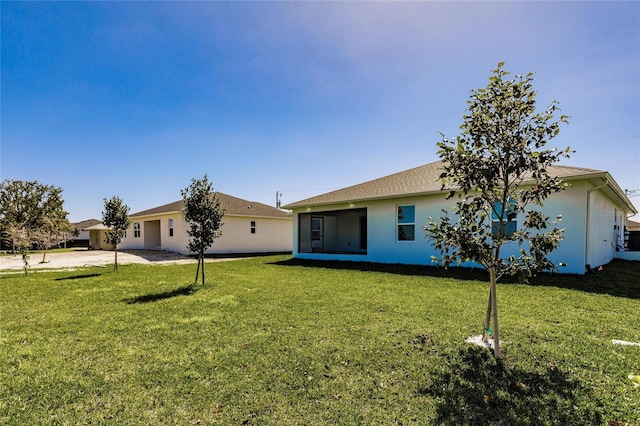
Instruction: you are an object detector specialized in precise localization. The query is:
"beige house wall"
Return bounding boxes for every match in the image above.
[88,230,116,250]
[120,212,292,255]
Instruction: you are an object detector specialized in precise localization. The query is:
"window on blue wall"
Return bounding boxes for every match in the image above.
[397,205,416,241]
[491,199,517,238]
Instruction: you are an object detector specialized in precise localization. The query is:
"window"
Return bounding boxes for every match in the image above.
[250,220,256,234]
[397,205,415,241]
[169,219,174,237]
[134,222,141,238]
[491,199,517,238]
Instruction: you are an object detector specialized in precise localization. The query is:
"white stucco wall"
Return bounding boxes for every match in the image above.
[290,182,622,275]
[586,187,622,268]
[210,215,292,254]
[120,212,291,254]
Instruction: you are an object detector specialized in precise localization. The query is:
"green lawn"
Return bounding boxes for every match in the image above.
[2,256,639,425]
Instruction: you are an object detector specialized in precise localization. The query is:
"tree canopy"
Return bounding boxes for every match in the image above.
[0,180,74,266]
[423,62,572,357]
[182,175,225,285]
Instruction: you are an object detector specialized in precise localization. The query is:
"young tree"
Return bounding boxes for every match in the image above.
[102,196,130,272]
[33,215,77,263]
[181,175,225,285]
[423,63,573,358]
[0,180,68,272]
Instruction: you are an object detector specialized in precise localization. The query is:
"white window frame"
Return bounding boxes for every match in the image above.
[169,218,174,237]
[134,222,141,238]
[396,204,416,242]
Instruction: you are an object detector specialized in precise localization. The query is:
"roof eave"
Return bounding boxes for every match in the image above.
[601,173,638,215]
[283,189,447,210]
[130,209,183,219]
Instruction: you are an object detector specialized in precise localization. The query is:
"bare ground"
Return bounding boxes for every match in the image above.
[0,248,239,272]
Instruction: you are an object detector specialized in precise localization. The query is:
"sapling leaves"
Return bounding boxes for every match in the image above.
[424,63,573,358]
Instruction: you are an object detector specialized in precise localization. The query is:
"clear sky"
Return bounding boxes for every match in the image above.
[2,1,639,222]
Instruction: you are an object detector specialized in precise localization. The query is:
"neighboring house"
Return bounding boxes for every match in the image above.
[282,161,638,275]
[627,220,640,251]
[119,192,292,255]
[71,219,102,247]
[82,222,116,250]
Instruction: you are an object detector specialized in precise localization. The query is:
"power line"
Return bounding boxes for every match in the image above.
[602,159,640,167]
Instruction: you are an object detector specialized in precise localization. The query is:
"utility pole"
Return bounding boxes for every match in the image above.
[276,191,282,209]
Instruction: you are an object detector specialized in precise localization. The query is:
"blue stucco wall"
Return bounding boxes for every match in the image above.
[291,181,632,275]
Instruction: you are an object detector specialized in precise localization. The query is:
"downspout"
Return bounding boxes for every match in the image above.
[585,177,608,273]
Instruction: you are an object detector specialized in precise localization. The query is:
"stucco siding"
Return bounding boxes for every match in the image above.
[490,183,588,274]
[538,183,587,273]
[89,230,115,250]
[206,216,291,254]
[367,196,443,265]
[587,187,623,268]
[292,187,591,274]
[121,212,291,254]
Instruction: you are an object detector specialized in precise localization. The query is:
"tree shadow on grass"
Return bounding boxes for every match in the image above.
[419,346,603,425]
[54,273,104,281]
[124,284,199,304]
[528,259,640,300]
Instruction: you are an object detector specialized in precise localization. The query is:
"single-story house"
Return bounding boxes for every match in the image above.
[71,219,102,247]
[119,192,292,255]
[282,161,638,275]
[82,222,116,250]
[627,220,640,251]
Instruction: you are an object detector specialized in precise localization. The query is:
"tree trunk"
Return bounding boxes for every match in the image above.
[490,266,500,358]
[201,253,206,286]
[483,285,493,342]
[41,249,48,264]
[194,253,201,284]
[114,248,118,272]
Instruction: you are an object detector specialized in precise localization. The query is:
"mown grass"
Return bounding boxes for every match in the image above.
[1,256,639,425]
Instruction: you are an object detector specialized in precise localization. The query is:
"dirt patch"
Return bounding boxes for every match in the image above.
[0,248,199,272]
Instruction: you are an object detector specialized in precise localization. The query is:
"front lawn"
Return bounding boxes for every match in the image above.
[1,256,639,424]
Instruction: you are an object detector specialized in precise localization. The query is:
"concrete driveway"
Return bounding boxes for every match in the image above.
[0,248,198,271]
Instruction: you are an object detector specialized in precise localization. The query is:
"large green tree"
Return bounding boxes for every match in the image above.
[0,180,71,268]
[181,175,225,285]
[423,63,573,358]
[102,196,130,272]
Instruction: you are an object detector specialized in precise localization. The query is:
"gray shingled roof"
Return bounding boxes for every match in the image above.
[283,160,605,208]
[72,219,102,229]
[130,192,291,219]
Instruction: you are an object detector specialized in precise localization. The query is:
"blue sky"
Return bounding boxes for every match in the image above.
[2,1,639,222]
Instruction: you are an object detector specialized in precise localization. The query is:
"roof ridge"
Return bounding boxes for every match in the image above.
[130,192,290,218]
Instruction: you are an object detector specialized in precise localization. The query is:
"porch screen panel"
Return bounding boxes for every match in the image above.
[298,214,312,253]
